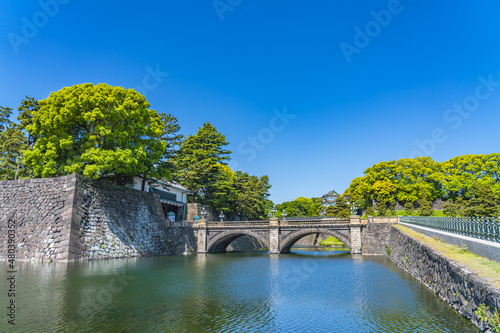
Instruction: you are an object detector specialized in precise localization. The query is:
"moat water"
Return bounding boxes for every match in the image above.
[1,247,479,332]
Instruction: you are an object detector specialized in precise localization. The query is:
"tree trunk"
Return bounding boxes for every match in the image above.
[141,177,147,191]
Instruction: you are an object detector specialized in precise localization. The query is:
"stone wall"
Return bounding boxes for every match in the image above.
[0,175,78,260]
[361,221,392,255]
[387,226,500,332]
[378,198,446,211]
[186,203,215,222]
[0,174,197,261]
[74,175,196,259]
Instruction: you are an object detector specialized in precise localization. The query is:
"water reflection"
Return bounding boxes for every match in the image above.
[0,249,480,333]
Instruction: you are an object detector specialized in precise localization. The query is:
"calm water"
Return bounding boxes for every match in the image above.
[1,247,479,333]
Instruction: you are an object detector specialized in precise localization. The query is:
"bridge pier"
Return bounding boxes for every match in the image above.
[196,219,208,253]
[349,216,362,254]
[269,217,280,254]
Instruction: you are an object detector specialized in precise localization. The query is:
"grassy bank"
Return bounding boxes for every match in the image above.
[394,225,500,289]
[320,236,345,247]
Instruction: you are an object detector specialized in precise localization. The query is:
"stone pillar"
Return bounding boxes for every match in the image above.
[349,215,362,254]
[196,219,208,253]
[269,218,280,254]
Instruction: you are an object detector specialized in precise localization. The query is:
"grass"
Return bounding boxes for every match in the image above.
[320,236,345,246]
[395,225,500,289]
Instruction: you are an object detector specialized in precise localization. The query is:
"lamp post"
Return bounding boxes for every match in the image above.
[201,207,206,220]
[282,209,287,221]
[270,207,277,218]
[219,211,225,222]
[351,203,358,216]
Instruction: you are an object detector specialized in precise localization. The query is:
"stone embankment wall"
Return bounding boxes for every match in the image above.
[0,176,78,260]
[361,221,392,255]
[74,175,196,260]
[0,174,197,261]
[387,226,500,332]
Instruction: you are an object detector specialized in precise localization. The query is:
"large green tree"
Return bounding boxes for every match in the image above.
[344,154,500,215]
[23,83,166,184]
[230,171,271,220]
[462,182,500,217]
[139,112,183,190]
[173,122,231,202]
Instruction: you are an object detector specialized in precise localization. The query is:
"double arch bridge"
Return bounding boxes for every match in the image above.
[194,217,365,254]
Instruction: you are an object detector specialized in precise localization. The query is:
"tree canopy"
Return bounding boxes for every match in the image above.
[344,154,500,217]
[173,122,231,202]
[23,83,169,184]
[0,104,28,180]
[275,197,322,217]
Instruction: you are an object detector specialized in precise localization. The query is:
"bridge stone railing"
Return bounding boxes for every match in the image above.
[195,216,366,254]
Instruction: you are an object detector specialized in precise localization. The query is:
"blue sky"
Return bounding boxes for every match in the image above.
[2,0,500,204]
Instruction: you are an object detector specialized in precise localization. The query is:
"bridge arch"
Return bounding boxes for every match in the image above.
[280,228,351,253]
[207,230,270,253]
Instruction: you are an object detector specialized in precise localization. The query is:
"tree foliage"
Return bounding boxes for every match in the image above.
[327,196,351,218]
[275,197,322,217]
[0,125,28,180]
[171,122,271,220]
[0,105,28,180]
[462,182,500,217]
[417,191,433,217]
[344,154,500,217]
[23,83,167,184]
[173,122,231,202]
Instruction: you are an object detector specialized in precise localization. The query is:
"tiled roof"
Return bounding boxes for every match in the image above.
[322,189,339,197]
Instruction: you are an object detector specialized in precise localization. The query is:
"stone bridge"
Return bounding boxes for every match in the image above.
[194,216,367,254]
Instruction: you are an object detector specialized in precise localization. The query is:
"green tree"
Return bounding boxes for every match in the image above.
[462,182,500,217]
[230,171,271,220]
[173,122,231,203]
[364,207,374,216]
[418,191,433,216]
[17,96,40,148]
[140,112,183,190]
[23,83,166,184]
[443,198,463,217]
[404,202,415,216]
[0,125,28,180]
[0,106,13,132]
[328,196,351,218]
[376,200,387,216]
[276,197,322,217]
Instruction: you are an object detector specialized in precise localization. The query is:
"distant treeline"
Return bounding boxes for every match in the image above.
[343,154,500,217]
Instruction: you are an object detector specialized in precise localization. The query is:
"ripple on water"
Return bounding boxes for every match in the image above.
[0,251,480,333]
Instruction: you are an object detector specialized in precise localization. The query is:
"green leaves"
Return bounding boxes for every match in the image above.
[171,123,271,220]
[344,154,500,216]
[23,83,166,184]
[173,122,231,202]
[0,125,28,180]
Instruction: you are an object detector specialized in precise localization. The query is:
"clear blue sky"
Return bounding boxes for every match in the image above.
[2,0,500,204]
